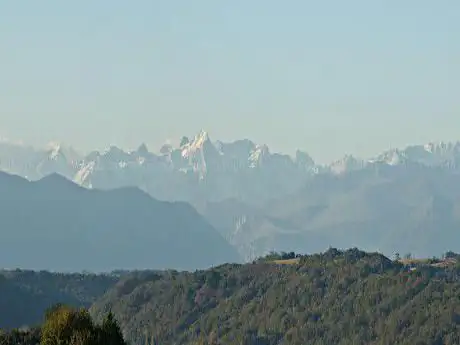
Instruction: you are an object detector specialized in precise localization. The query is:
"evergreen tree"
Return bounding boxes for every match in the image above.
[99,311,126,345]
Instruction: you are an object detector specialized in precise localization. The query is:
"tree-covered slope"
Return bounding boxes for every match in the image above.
[0,270,117,329]
[90,248,460,345]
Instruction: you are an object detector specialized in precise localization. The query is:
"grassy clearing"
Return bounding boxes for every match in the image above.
[399,258,432,265]
[272,258,301,265]
[399,258,457,268]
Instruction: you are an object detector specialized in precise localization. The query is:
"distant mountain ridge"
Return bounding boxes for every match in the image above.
[2,131,460,207]
[209,163,460,260]
[0,171,240,272]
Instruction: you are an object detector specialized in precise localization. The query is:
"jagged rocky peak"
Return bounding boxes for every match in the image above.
[369,141,460,168]
[248,144,270,167]
[329,154,365,174]
[46,141,61,151]
[423,141,460,155]
[181,130,215,158]
[46,141,63,160]
[216,139,257,158]
[98,145,131,163]
[136,143,149,156]
[103,145,124,155]
[83,150,100,162]
[159,144,172,155]
[424,141,448,153]
[295,150,315,167]
[180,136,190,147]
[196,129,210,140]
[254,144,270,155]
[44,141,81,163]
[191,130,211,148]
[370,148,407,166]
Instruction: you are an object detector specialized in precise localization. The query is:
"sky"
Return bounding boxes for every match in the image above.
[0,1,459,164]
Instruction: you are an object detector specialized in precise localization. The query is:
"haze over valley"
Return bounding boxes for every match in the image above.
[2,133,460,268]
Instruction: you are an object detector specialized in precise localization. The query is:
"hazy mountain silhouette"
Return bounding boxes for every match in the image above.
[204,164,460,259]
[0,172,240,272]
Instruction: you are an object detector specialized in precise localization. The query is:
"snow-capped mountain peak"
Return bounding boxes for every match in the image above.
[423,141,460,155]
[368,141,460,168]
[44,141,81,164]
[329,154,366,174]
[370,148,407,166]
[46,142,63,160]
[6,132,460,207]
[101,145,128,158]
[295,150,315,168]
[181,130,211,158]
[248,144,270,168]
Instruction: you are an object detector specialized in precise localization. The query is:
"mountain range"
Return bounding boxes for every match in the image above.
[0,131,318,206]
[2,131,460,263]
[2,131,460,206]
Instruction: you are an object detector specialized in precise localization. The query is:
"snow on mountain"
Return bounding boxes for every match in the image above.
[44,142,81,165]
[328,155,366,175]
[62,130,320,205]
[248,144,270,168]
[179,130,216,178]
[74,160,95,187]
[32,142,83,180]
[369,141,460,169]
[369,149,408,166]
[324,141,460,174]
[4,131,460,207]
[181,130,210,158]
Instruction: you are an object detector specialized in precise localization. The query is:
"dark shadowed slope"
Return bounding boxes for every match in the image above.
[0,269,117,329]
[0,172,240,272]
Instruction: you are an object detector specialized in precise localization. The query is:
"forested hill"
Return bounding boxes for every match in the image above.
[0,270,118,329]
[90,249,460,345]
[2,249,460,344]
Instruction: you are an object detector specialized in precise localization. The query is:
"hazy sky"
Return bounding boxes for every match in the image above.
[1,1,458,163]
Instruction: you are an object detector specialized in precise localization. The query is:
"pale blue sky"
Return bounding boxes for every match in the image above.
[0,1,458,163]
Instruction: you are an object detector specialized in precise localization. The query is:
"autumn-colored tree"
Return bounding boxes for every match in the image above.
[40,305,126,345]
[41,305,95,345]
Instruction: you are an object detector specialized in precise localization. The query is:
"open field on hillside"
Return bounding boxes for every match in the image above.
[271,257,458,267]
[272,258,301,265]
[399,258,457,267]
